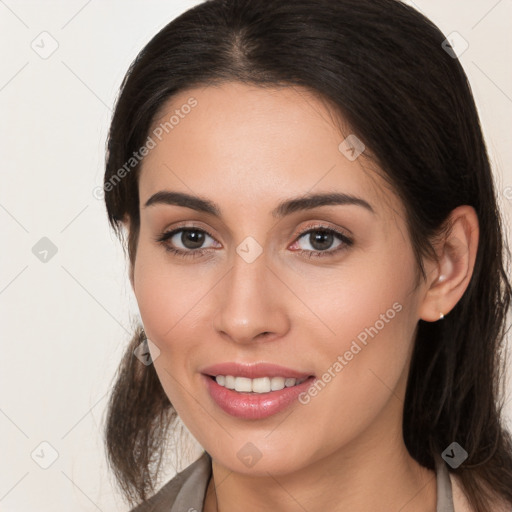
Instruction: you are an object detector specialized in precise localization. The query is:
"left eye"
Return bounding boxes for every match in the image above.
[290,228,352,255]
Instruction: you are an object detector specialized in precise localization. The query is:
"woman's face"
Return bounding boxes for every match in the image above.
[132,82,428,475]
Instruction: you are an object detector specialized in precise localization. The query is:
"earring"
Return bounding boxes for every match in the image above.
[439,312,445,320]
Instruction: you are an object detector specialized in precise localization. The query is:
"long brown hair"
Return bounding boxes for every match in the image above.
[102,0,512,509]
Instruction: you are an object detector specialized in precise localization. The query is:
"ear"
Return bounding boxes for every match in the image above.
[418,205,479,322]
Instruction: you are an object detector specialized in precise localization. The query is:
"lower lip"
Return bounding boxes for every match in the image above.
[203,375,315,420]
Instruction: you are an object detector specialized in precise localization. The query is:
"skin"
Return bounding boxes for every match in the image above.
[126,82,479,511]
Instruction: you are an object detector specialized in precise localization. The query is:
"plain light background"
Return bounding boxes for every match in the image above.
[1,1,511,510]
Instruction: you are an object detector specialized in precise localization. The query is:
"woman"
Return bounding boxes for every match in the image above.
[102,0,512,510]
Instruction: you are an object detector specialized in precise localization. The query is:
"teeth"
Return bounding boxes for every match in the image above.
[235,377,252,392]
[270,377,285,391]
[225,375,236,389]
[214,375,307,393]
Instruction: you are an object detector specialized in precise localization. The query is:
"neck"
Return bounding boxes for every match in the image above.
[204,407,437,512]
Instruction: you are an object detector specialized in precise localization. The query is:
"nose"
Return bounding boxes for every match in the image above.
[212,250,291,345]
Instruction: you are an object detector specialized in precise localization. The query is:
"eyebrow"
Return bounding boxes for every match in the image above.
[143,190,375,218]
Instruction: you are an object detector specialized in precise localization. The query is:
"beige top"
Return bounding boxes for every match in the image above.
[130,452,505,511]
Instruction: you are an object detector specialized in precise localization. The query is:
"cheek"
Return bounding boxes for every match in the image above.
[295,250,420,431]
[132,256,198,415]
[325,276,415,361]
[294,235,417,357]
[132,245,215,405]
[299,238,414,358]
[133,242,206,344]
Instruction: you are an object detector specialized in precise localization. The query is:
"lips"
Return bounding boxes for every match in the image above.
[201,362,316,419]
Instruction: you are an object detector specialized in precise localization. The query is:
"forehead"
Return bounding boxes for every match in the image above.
[138,82,404,222]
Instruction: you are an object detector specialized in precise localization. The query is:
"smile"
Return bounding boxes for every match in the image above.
[213,375,308,393]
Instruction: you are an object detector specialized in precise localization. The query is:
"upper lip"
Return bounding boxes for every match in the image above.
[201,362,314,379]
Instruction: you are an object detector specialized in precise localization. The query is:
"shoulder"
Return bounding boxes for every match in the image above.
[450,472,510,512]
[129,452,212,512]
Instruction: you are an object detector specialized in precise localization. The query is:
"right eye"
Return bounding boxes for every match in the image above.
[155,226,221,259]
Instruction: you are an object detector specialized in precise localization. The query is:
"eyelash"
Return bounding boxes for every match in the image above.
[154,223,354,260]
